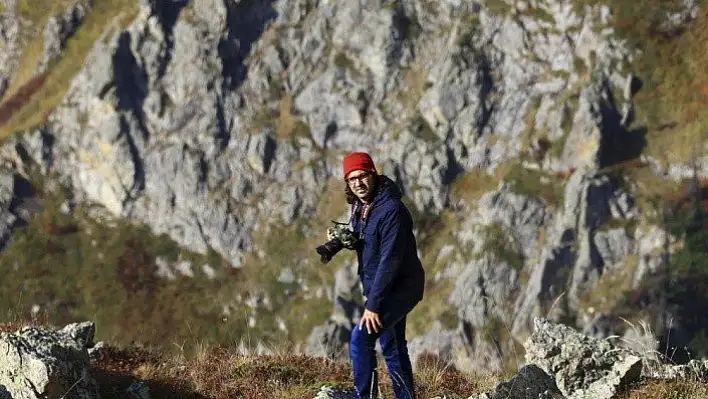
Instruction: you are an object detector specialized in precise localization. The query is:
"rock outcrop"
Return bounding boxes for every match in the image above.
[0,0,21,100]
[37,0,93,74]
[0,322,99,399]
[525,318,642,399]
[468,365,564,399]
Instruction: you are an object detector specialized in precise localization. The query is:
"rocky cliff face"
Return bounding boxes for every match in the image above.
[0,0,706,372]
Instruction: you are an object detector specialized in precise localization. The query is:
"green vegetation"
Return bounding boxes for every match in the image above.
[579,255,638,315]
[82,341,503,399]
[485,0,511,16]
[333,52,354,70]
[573,56,589,77]
[620,164,683,221]
[520,3,556,24]
[613,176,708,359]
[239,177,357,341]
[574,0,708,166]
[502,162,565,207]
[0,170,246,350]
[407,210,461,337]
[78,339,708,398]
[276,95,313,143]
[0,169,359,353]
[395,67,430,112]
[0,0,138,138]
[450,169,499,206]
[409,114,438,142]
[597,217,638,236]
[478,223,523,271]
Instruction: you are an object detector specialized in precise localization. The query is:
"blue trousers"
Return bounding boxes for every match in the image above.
[350,299,417,399]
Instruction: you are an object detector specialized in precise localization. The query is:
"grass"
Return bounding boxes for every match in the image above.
[478,223,524,271]
[0,162,280,353]
[449,168,499,207]
[85,341,503,399]
[619,380,708,399]
[501,162,565,207]
[578,255,638,315]
[333,52,355,70]
[3,319,708,399]
[0,169,254,351]
[396,67,430,112]
[0,0,138,139]
[574,0,708,166]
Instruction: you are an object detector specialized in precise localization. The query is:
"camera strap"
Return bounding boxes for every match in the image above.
[350,202,371,240]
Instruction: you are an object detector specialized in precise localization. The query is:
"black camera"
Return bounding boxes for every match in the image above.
[316,222,359,264]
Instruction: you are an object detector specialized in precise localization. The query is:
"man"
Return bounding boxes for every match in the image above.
[334,151,425,399]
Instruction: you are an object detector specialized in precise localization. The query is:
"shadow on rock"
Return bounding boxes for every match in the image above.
[220,0,279,90]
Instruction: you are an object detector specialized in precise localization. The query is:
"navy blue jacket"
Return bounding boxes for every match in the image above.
[351,175,425,313]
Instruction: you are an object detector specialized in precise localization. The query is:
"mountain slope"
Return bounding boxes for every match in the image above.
[0,0,705,371]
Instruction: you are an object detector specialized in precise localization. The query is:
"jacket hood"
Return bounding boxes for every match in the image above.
[372,175,403,205]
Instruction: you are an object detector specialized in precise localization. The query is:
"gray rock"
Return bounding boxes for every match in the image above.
[593,228,633,270]
[0,167,42,251]
[450,255,518,329]
[126,380,151,399]
[306,261,362,362]
[0,3,20,101]
[469,365,564,399]
[87,341,105,360]
[458,186,551,259]
[525,318,642,399]
[59,321,96,350]
[38,0,93,74]
[2,0,637,275]
[0,323,100,399]
[405,321,505,375]
[513,170,637,337]
[277,267,295,284]
[305,320,351,362]
[664,0,700,29]
[313,385,354,399]
[667,156,708,181]
[632,225,669,289]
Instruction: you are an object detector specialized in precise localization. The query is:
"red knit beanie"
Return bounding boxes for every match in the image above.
[342,152,377,179]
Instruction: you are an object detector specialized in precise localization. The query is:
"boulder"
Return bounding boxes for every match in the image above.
[0,322,99,399]
[524,318,642,399]
[469,364,564,399]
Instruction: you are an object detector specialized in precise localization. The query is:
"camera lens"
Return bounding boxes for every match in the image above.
[315,238,344,263]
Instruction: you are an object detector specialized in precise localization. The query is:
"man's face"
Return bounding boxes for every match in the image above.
[346,170,375,202]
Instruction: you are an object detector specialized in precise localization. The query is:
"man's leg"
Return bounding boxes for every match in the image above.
[380,316,415,399]
[350,323,379,398]
[351,298,413,399]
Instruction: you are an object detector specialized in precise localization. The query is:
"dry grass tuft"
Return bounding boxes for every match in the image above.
[0,323,21,333]
[620,379,708,399]
[411,353,500,398]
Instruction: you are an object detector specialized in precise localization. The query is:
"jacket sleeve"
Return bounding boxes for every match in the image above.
[365,203,406,313]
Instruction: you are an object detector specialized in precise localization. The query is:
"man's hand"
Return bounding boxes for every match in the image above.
[359,309,382,334]
[327,227,335,241]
